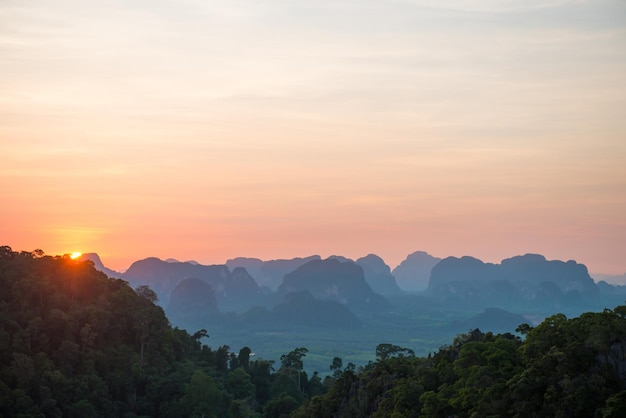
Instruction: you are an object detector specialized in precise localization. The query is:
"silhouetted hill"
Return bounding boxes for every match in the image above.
[356,254,403,296]
[236,291,361,331]
[78,253,123,279]
[166,278,219,330]
[123,257,261,311]
[254,255,322,290]
[428,254,600,313]
[596,280,626,307]
[327,255,353,263]
[392,251,441,292]
[226,257,264,279]
[165,258,200,264]
[429,255,496,285]
[453,307,528,334]
[592,273,626,285]
[500,254,597,293]
[278,258,388,312]
[273,291,361,329]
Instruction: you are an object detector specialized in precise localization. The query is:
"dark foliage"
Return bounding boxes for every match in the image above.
[294,309,626,418]
[2,245,625,418]
[0,246,314,417]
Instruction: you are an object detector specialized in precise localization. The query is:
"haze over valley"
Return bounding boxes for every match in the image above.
[76,248,626,374]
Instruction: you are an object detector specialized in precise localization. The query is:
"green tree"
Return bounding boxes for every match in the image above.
[263,393,299,418]
[306,371,324,398]
[280,347,308,392]
[238,346,252,371]
[215,345,230,372]
[330,356,343,378]
[135,285,158,304]
[249,359,274,406]
[600,391,626,418]
[376,343,415,360]
[226,368,255,400]
[180,370,227,418]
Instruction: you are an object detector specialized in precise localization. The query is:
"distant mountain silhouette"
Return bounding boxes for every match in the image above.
[327,255,354,263]
[596,280,626,307]
[252,255,322,290]
[356,254,403,296]
[429,255,494,285]
[236,291,361,331]
[592,273,626,285]
[272,290,361,329]
[226,257,264,279]
[122,257,261,311]
[392,251,441,292]
[81,251,620,320]
[166,278,219,330]
[452,307,528,334]
[78,253,123,279]
[164,258,199,264]
[500,254,597,293]
[278,258,388,311]
[428,254,600,313]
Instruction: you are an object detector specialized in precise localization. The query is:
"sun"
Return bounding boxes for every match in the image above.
[70,252,82,259]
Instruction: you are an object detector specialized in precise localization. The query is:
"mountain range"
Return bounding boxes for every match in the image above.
[427,254,601,312]
[79,251,625,335]
[277,258,388,312]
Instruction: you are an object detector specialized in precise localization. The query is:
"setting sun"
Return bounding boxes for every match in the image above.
[70,252,82,259]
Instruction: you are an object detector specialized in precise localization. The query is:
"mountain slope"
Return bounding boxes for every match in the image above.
[123,257,261,311]
[428,254,600,312]
[356,254,403,296]
[166,277,220,330]
[278,258,388,311]
[392,251,442,292]
[78,252,123,278]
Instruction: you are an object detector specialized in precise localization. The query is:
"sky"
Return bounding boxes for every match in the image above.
[1,0,625,274]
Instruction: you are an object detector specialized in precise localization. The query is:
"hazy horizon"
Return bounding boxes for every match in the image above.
[67,248,625,279]
[2,1,625,274]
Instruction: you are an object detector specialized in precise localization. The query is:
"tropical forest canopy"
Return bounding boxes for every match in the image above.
[1,246,625,417]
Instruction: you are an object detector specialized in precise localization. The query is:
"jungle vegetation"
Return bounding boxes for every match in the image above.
[1,246,625,417]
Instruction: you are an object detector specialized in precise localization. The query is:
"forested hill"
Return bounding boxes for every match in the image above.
[294,310,626,418]
[0,247,304,417]
[0,247,203,416]
[2,246,626,417]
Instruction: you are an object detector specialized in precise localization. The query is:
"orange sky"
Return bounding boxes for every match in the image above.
[1,1,625,274]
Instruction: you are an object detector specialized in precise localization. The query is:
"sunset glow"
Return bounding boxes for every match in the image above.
[1,1,625,274]
[70,252,83,260]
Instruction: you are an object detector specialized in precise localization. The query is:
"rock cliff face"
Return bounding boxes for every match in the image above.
[427,254,599,312]
[356,254,403,296]
[122,257,261,311]
[392,251,441,292]
[278,258,388,311]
